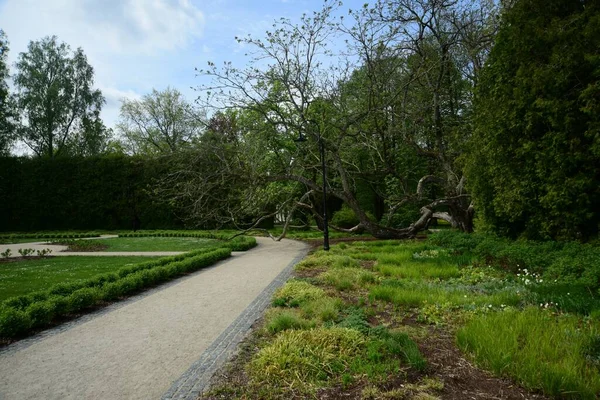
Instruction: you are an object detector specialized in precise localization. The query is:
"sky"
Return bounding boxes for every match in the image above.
[0,0,365,130]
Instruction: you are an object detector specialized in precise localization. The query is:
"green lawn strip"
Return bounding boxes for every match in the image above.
[118,231,257,251]
[0,247,231,339]
[90,237,220,252]
[0,256,156,301]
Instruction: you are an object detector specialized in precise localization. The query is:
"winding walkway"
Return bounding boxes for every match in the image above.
[0,237,308,400]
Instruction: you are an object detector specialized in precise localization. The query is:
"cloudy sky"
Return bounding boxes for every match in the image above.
[0,0,364,129]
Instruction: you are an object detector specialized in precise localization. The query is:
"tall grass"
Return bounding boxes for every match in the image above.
[369,283,521,308]
[457,307,600,399]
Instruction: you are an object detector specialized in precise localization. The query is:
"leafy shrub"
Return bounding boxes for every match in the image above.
[0,308,32,337]
[27,301,55,328]
[67,287,103,311]
[429,231,600,291]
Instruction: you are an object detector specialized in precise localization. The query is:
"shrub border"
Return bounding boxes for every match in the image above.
[0,247,231,339]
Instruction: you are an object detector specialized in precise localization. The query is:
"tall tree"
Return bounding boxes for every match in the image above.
[13,36,104,158]
[467,0,600,241]
[0,29,16,156]
[117,87,202,155]
[181,0,499,238]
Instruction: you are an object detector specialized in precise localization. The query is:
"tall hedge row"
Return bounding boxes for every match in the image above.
[0,155,182,231]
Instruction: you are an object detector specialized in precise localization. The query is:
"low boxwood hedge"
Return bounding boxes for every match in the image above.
[0,232,101,243]
[0,247,231,339]
[117,231,257,251]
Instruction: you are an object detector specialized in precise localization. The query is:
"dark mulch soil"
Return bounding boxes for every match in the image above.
[419,328,549,400]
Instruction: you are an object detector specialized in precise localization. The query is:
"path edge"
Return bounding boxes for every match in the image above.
[161,241,309,400]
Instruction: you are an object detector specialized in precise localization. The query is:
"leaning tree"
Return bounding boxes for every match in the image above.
[180,0,499,238]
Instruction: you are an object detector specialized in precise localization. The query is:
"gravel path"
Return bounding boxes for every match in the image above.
[0,237,308,400]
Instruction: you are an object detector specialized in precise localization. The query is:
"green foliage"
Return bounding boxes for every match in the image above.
[271,280,325,307]
[248,327,365,388]
[264,309,314,334]
[319,267,376,291]
[468,0,600,240]
[0,29,16,156]
[0,156,181,231]
[117,87,201,155]
[457,308,600,399]
[13,36,105,158]
[331,205,376,229]
[430,231,600,292]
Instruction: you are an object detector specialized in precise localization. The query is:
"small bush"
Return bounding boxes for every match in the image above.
[67,287,103,311]
[0,308,32,338]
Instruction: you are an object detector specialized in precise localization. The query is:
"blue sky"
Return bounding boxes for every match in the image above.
[0,0,365,129]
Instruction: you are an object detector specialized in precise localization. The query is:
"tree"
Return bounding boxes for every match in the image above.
[13,36,104,158]
[63,111,114,157]
[117,87,202,155]
[180,0,499,239]
[467,0,600,241]
[0,29,16,156]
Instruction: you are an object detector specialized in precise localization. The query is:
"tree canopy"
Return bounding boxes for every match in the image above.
[13,36,104,158]
[117,87,202,155]
[467,0,600,241]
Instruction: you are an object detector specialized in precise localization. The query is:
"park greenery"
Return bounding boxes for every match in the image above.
[0,0,599,395]
[203,232,600,399]
[0,0,597,241]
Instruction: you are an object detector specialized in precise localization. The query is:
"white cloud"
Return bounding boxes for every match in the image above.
[0,0,204,56]
[0,0,205,127]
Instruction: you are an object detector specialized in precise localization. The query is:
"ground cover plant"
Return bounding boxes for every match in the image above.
[201,232,600,399]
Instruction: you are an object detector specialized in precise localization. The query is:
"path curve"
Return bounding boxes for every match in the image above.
[0,237,308,400]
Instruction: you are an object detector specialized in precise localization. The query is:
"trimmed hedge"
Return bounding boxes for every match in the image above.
[118,231,257,251]
[0,247,231,339]
[0,155,182,232]
[0,232,100,243]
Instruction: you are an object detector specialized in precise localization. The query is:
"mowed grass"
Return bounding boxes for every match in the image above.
[0,256,156,301]
[92,237,219,252]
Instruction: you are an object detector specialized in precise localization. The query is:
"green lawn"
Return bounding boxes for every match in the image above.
[97,237,219,252]
[0,256,156,301]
